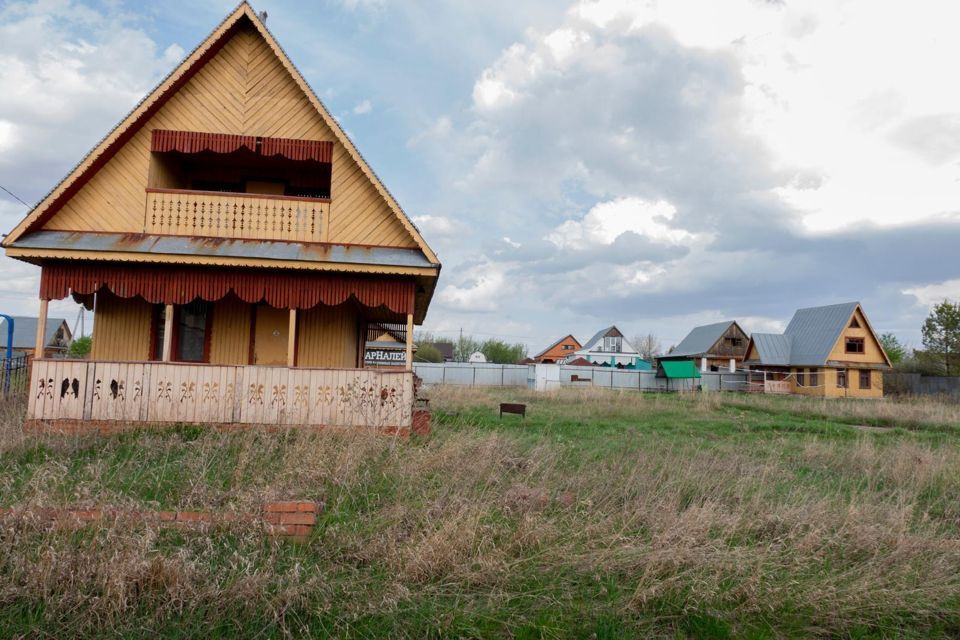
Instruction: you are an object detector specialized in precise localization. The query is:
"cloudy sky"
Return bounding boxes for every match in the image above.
[2,0,960,353]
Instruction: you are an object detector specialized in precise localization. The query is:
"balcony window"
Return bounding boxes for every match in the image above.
[149,130,332,200]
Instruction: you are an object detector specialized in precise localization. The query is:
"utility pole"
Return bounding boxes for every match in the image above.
[459,327,463,362]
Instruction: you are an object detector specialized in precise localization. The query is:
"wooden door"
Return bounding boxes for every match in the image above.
[254,306,288,365]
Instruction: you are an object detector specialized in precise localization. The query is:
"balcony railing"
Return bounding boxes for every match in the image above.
[144,188,329,243]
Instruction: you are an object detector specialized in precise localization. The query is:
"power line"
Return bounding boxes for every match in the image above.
[0,185,29,208]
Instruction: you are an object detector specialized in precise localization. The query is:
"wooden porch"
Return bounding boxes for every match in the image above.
[28,359,413,430]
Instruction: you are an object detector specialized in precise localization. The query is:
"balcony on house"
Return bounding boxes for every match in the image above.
[145,130,332,243]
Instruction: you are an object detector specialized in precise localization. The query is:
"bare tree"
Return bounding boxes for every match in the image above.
[631,333,662,361]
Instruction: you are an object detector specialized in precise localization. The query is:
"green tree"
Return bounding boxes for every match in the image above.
[878,332,906,365]
[921,300,960,375]
[415,342,444,363]
[454,335,482,363]
[67,335,92,359]
[480,338,528,364]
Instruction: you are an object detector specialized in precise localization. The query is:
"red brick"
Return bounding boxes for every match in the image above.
[264,501,316,513]
[413,410,431,436]
[71,509,102,521]
[282,524,313,538]
[176,511,204,523]
[279,512,316,526]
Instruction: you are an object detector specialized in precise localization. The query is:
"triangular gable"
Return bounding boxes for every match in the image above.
[827,304,892,367]
[3,2,437,264]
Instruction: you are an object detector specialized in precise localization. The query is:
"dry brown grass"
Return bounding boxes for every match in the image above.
[1,389,959,637]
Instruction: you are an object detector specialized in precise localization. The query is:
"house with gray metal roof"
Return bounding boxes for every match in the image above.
[661,320,749,371]
[0,316,72,357]
[744,302,891,397]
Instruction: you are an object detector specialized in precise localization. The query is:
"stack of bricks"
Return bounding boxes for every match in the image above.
[0,500,322,540]
[261,501,320,538]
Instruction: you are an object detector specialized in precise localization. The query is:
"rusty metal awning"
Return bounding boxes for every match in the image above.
[11,230,435,270]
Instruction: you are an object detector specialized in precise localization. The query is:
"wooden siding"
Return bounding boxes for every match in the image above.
[209,296,250,365]
[41,24,417,250]
[709,323,750,359]
[145,188,329,242]
[298,304,358,368]
[826,307,888,367]
[28,359,413,429]
[90,294,152,361]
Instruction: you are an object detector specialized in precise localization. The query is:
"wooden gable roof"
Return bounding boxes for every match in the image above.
[2,2,438,266]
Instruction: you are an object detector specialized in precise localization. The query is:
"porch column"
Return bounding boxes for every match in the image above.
[35,299,48,358]
[405,313,414,371]
[162,304,174,361]
[287,309,297,367]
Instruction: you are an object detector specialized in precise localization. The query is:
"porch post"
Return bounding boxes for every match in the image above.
[35,299,49,358]
[405,313,414,371]
[162,304,174,361]
[287,308,297,367]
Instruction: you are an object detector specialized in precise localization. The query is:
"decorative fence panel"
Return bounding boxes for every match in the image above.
[145,189,329,243]
[28,360,413,429]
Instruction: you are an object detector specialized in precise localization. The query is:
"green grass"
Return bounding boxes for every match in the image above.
[0,388,959,638]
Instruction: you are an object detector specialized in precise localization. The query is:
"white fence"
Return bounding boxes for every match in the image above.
[29,360,414,428]
[414,363,529,387]
[414,363,747,392]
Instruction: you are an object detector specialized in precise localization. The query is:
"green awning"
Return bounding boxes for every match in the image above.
[660,360,701,379]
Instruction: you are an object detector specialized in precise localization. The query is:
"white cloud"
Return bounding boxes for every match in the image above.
[903,279,960,307]
[547,197,694,249]
[436,260,508,312]
[352,99,372,114]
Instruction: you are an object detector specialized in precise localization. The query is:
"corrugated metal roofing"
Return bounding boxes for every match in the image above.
[0,316,68,350]
[784,301,859,366]
[534,334,579,359]
[660,360,701,379]
[669,321,735,357]
[750,333,793,366]
[12,231,433,270]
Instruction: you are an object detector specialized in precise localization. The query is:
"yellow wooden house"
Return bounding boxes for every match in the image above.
[743,302,891,398]
[2,3,440,431]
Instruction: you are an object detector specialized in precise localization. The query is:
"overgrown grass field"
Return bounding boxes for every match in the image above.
[1,388,959,638]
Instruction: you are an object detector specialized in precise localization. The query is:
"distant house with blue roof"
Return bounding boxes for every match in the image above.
[0,316,72,358]
[660,320,749,372]
[566,325,651,369]
[744,302,891,398]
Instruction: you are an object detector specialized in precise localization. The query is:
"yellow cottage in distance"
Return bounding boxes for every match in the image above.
[744,302,892,397]
[2,2,440,431]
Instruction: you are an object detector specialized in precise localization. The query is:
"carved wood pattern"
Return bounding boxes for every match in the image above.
[144,190,328,242]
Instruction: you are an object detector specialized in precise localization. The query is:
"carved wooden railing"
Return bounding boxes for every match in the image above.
[144,188,329,243]
[28,360,414,429]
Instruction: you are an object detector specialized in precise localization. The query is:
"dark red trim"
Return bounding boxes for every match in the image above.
[41,263,415,314]
[152,130,256,154]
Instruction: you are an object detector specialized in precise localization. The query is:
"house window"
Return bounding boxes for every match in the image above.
[604,336,622,353]
[176,300,212,362]
[563,344,574,350]
[150,301,213,362]
[726,337,743,347]
[809,368,819,387]
[859,369,872,389]
[837,368,848,388]
[849,317,861,329]
[796,368,806,387]
[845,337,865,354]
